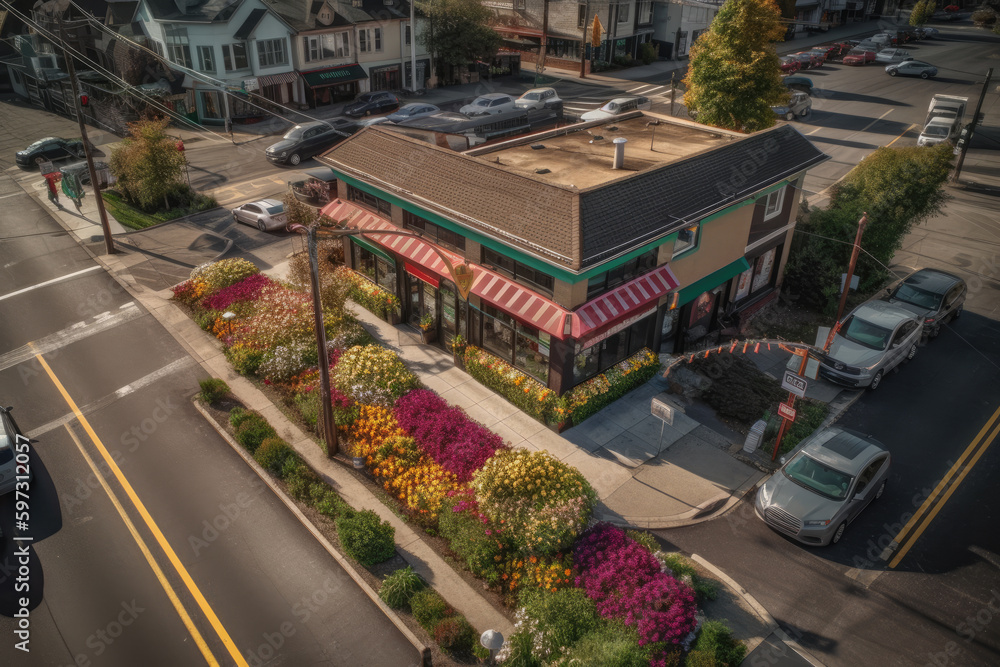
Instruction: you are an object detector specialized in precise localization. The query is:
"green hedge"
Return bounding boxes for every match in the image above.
[563,349,662,425]
[379,566,426,609]
[463,346,559,423]
[336,509,396,566]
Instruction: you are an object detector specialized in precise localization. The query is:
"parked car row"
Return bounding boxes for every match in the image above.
[819,268,967,391]
[755,268,966,549]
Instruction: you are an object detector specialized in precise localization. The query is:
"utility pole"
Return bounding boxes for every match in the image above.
[669,71,676,116]
[607,1,617,65]
[538,0,549,86]
[409,0,418,91]
[293,223,338,458]
[834,212,868,327]
[59,18,116,255]
[579,1,591,78]
[952,67,992,184]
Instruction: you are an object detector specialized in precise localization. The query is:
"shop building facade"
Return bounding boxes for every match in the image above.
[317,114,827,395]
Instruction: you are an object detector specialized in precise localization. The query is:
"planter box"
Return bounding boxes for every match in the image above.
[420,328,437,345]
[387,310,402,325]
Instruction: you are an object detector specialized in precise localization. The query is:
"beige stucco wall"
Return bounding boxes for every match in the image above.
[668,203,755,289]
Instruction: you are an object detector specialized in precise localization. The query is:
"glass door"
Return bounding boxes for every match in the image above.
[407,274,422,326]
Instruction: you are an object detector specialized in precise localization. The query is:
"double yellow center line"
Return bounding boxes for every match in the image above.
[887,404,1000,569]
[33,349,248,667]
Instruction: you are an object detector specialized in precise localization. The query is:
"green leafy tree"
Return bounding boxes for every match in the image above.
[417,0,502,68]
[109,118,186,211]
[783,144,954,312]
[683,0,788,133]
[910,0,936,25]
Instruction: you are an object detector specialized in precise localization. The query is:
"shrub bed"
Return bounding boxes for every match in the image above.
[463,346,560,422]
[473,449,596,556]
[573,524,697,660]
[336,509,396,566]
[331,344,420,407]
[394,389,507,482]
[563,348,661,425]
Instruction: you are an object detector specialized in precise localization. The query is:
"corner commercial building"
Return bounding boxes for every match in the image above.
[316,114,828,396]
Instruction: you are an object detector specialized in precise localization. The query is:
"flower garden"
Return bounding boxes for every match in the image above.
[176,258,745,665]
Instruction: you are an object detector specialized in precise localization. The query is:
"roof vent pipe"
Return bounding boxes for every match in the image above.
[612,137,627,170]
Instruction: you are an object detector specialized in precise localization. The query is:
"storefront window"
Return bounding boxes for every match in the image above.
[353,243,376,280]
[482,306,514,361]
[573,345,599,384]
[586,249,658,300]
[572,311,656,385]
[515,325,549,383]
[751,248,777,293]
[376,256,396,293]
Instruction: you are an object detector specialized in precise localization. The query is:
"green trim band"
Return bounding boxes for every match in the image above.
[676,257,751,307]
[351,235,395,264]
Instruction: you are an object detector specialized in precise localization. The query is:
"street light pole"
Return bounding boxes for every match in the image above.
[290,223,338,458]
[59,17,116,255]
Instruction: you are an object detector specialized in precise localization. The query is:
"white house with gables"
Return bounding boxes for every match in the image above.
[136,0,299,123]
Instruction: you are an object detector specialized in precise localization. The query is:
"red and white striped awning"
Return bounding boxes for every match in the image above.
[320,200,572,339]
[257,71,299,87]
[572,264,679,339]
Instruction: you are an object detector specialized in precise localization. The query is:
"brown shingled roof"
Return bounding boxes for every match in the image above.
[318,126,580,268]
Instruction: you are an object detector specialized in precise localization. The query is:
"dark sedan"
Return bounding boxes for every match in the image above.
[15,137,84,168]
[343,91,400,118]
[881,268,966,339]
[265,119,358,166]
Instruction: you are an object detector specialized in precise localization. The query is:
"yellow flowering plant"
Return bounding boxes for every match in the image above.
[562,348,661,424]
[332,345,420,407]
[472,449,596,555]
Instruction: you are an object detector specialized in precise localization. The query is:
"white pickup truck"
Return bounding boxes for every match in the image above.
[919,94,968,147]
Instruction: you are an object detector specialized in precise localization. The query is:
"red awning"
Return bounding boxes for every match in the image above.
[320,199,572,339]
[256,71,298,87]
[405,262,439,288]
[572,264,680,339]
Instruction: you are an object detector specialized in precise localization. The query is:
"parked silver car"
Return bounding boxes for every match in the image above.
[460,93,517,117]
[579,95,652,122]
[772,91,812,121]
[232,198,288,232]
[875,48,913,63]
[819,301,922,390]
[515,87,562,110]
[756,427,891,546]
[881,268,966,339]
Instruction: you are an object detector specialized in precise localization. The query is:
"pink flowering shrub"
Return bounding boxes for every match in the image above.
[202,273,275,311]
[574,524,697,654]
[394,390,506,482]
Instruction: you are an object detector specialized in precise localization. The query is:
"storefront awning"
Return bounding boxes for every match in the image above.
[300,64,368,88]
[257,71,298,87]
[676,258,751,307]
[352,235,394,264]
[320,199,572,339]
[405,262,439,288]
[572,264,680,339]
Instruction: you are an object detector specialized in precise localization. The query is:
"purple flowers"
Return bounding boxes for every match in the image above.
[394,390,506,482]
[202,273,274,311]
[574,524,696,654]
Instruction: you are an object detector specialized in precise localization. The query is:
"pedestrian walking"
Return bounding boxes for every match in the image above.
[44,172,62,207]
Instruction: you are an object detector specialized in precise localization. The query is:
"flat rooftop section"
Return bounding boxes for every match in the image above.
[467,113,740,190]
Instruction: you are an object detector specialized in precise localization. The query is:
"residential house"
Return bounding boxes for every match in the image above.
[267,0,431,108]
[315,115,828,396]
[135,0,300,124]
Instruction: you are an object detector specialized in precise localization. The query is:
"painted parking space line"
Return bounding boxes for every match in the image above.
[33,349,249,667]
[886,405,1000,568]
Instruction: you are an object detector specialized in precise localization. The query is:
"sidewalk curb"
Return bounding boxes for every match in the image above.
[192,399,432,666]
[690,554,828,667]
[598,469,768,530]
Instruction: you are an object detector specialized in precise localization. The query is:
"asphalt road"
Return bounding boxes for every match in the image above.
[0,178,422,665]
[655,308,1000,667]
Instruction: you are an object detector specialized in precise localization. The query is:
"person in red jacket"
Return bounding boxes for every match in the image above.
[43,172,62,207]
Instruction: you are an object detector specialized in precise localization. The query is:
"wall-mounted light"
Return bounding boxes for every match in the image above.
[668,292,680,310]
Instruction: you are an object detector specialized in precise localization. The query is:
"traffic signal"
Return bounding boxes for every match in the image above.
[79,93,89,108]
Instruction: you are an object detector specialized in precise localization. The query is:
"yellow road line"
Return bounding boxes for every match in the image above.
[889,405,1000,548]
[33,349,248,667]
[62,424,219,666]
[889,406,1000,568]
[886,123,917,147]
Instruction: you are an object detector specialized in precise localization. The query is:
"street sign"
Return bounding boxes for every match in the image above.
[778,402,797,421]
[651,396,682,426]
[781,370,808,398]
